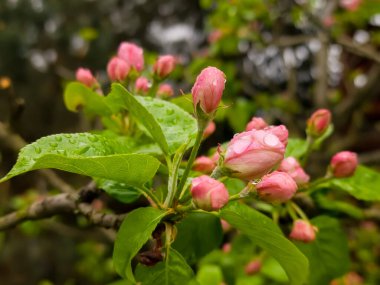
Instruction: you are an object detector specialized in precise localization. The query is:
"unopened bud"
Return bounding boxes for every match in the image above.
[117,42,144,72]
[135,76,150,93]
[256,171,297,203]
[330,151,358,178]
[153,55,176,78]
[307,109,331,138]
[75,68,97,87]
[193,156,216,173]
[157,83,174,97]
[289,220,317,243]
[191,175,229,211]
[107,57,130,81]
[245,117,268,131]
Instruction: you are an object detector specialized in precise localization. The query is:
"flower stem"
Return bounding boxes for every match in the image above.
[177,120,206,197]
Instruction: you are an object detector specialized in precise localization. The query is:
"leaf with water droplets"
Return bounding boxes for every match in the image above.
[106,84,197,155]
[64,82,112,116]
[0,133,160,186]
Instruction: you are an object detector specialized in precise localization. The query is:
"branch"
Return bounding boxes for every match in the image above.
[0,187,125,231]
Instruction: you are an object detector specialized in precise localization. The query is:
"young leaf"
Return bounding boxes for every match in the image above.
[172,213,223,265]
[294,216,350,285]
[113,207,167,282]
[324,165,380,201]
[285,138,308,159]
[220,203,309,285]
[107,84,197,154]
[64,82,112,116]
[0,133,160,186]
[135,248,195,285]
[95,178,141,203]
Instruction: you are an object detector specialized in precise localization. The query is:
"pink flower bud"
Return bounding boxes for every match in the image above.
[307,109,331,137]
[191,175,229,211]
[265,125,289,146]
[330,151,358,178]
[208,29,223,44]
[220,219,231,232]
[117,42,144,72]
[75,68,97,87]
[107,57,130,81]
[153,55,177,78]
[256,171,297,203]
[135,76,150,93]
[224,129,286,180]
[222,243,231,253]
[245,117,268,131]
[278,157,310,185]
[289,220,317,243]
[340,0,362,11]
[191,66,226,114]
[203,121,216,138]
[244,260,262,275]
[331,272,363,285]
[193,156,216,173]
[157,83,174,97]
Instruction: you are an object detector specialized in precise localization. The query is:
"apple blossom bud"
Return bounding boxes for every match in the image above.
[135,76,150,93]
[193,156,216,173]
[75,68,97,87]
[203,121,216,138]
[289,220,317,243]
[245,117,268,131]
[222,243,231,253]
[191,66,226,114]
[107,57,130,81]
[245,260,262,275]
[265,125,289,146]
[278,157,310,185]
[117,42,144,72]
[307,109,331,138]
[331,272,363,285]
[330,151,358,178]
[191,175,229,211]
[153,55,176,78]
[256,171,297,203]
[157,83,174,97]
[224,129,286,180]
[340,0,362,11]
[220,219,231,232]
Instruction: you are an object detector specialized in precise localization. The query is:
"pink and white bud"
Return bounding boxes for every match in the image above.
[265,125,289,146]
[224,129,286,180]
[153,55,176,78]
[191,66,226,114]
[245,117,268,131]
[330,151,358,178]
[256,171,297,203]
[289,220,317,243]
[135,76,150,93]
[75,68,97,87]
[244,260,262,275]
[191,175,229,211]
[193,156,216,173]
[331,272,364,285]
[340,0,362,11]
[307,109,331,137]
[117,42,144,72]
[157,83,174,97]
[278,157,310,185]
[107,57,130,81]
[203,121,216,138]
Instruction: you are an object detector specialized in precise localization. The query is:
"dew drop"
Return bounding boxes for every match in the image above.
[88,136,99,142]
[76,146,90,155]
[34,146,42,154]
[69,139,76,144]
[49,142,58,148]
[55,136,62,142]
[166,109,174,115]
[64,134,72,139]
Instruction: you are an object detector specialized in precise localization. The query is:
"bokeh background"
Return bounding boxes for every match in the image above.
[0,0,380,284]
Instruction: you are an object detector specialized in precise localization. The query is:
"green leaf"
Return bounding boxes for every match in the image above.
[113,207,167,282]
[315,194,364,219]
[324,165,380,201]
[95,178,141,204]
[285,138,308,159]
[107,84,197,154]
[172,213,223,265]
[220,203,309,285]
[64,82,111,116]
[196,264,224,285]
[0,133,160,186]
[294,216,350,285]
[135,248,195,285]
